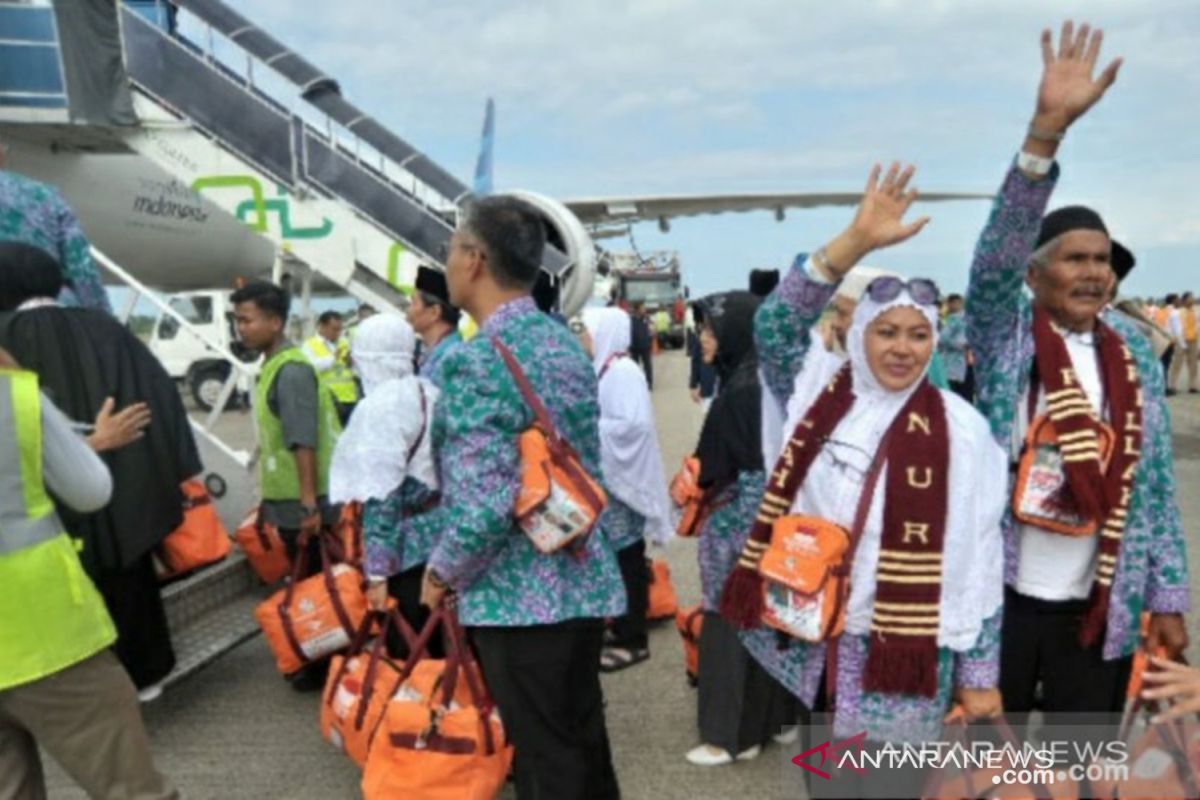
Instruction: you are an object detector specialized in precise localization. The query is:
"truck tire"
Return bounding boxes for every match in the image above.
[190,363,232,411]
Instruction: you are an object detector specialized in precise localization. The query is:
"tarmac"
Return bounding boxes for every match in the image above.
[44,351,1200,800]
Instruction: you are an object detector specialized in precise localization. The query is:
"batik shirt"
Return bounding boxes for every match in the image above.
[364,477,439,575]
[601,495,646,553]
[404,296,626,626]
[697,471,764,611]
[743,259,1001,743]
[418,330,463,389]
[939,311,969,383]
[0,171,111,313]
[966,162,1190,660]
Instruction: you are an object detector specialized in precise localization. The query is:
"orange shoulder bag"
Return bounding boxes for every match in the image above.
[670,457,707,538]
[492,337,607,554]
[758,424,894,643]
[1013,412,1116,537]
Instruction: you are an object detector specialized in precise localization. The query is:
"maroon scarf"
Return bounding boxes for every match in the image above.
[720,366,950,697]
[1029,307,1143,646]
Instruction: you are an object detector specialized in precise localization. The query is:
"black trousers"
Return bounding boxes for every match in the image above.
[697,611,797,755]
[385,564,444,659]
[92,554,176,689]
[948,365,975,403]
[471,620,620,800]
[1000,587,1133,715]
[630,349,653,389]
[609,541,649,651]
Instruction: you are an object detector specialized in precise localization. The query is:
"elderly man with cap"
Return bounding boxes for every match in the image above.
[408,265,463,387]
[966,21,1188,718]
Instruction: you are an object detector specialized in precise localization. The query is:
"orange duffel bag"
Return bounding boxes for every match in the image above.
[157,480,232,580]
[235,507,291,584]
[647,559,679,620]
[675,605,703,687]
[363,602,513,800]
[255,533,369,675]
[493,337,608,555]
[321,609,422,768]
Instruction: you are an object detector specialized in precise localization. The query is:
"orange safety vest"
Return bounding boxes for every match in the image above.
[1184,308,1198,342]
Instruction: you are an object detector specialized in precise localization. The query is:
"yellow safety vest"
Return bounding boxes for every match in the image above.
[304,335,359,404]
[0,368,116,691]
[1184,308,1198,342]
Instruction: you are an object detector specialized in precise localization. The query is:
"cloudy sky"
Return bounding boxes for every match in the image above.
[220,0,1198,298]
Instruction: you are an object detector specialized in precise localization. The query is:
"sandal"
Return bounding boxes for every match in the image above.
[599,646,650,673]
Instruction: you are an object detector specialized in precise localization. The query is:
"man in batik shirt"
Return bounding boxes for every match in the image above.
[406,196,625,799]
[967,21,1188,716]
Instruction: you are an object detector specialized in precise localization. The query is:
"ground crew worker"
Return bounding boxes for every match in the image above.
[0,352,176,799]
[231,282,343,691]
[303,310,358,425]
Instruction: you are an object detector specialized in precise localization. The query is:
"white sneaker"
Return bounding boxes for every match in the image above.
[773,726,800,745]
[137,683,163,704]
[736,745,762,762]
[685,745,733,766]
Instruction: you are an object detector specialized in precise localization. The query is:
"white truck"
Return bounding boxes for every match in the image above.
[148,289,256,410]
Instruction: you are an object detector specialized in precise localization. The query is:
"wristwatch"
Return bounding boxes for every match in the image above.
[1016,150,1054,178]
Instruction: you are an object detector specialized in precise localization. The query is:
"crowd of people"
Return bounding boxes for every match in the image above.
[3,17,1200,800]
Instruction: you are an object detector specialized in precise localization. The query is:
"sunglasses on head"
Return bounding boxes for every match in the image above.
[865,276,940,307]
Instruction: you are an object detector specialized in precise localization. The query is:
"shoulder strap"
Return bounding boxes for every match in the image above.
[405,382,429,463]
[490,335,558,437]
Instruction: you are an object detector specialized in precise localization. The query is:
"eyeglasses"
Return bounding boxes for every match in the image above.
[865,277,940,307]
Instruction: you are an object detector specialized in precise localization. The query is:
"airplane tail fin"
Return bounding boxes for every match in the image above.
[472,97,495,196]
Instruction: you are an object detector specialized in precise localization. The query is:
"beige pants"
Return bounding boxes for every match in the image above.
[0,650,177,800]
[1169,338,1199,391]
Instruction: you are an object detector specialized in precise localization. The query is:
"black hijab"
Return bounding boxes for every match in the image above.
[692,290,764,491]
[0,242,202,572]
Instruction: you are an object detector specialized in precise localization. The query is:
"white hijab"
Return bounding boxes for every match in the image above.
[329,314,439,503]
[760,265,899,476]
[780,288,1006,651]
[582,307,673,546]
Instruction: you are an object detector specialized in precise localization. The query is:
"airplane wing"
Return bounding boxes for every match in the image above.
[561,191,994,233]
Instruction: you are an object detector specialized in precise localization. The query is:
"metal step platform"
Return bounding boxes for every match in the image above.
[161,552,265,687]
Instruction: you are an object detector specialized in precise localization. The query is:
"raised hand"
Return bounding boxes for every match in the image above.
[817,162,930,280]
[848,162,930,253]
[88,397,152,452]
[1035,21,1122,133]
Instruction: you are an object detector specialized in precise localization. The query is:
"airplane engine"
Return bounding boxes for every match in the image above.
[505,190,597,318]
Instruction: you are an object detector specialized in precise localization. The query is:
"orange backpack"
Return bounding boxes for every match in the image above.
[675,605,704,687]
[156,480,231,580]
[1013,413,1116,537]
[235,507,292,584]
[493,337,607,554]
[255,533,369,675]
[362,603,513,800]
[647,559,679,620]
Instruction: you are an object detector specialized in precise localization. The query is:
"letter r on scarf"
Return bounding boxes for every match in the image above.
[907,413,931,435]
[906,467,933,490]
[903,522,930,545]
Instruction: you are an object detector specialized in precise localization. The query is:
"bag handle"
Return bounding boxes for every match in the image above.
[354,608,421,731]
[324,609,386,707]
[439,603,500,755]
